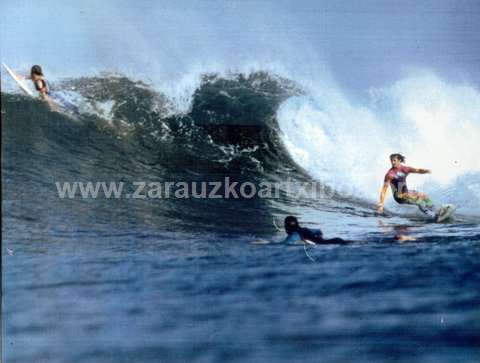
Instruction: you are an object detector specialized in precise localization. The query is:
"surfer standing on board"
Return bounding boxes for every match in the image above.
[376,153,437,218]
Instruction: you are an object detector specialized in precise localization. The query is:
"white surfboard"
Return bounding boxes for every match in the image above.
[2,62,34,96]
[436,204,456,223]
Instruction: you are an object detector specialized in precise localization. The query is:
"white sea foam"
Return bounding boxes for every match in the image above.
[278,71,480,214]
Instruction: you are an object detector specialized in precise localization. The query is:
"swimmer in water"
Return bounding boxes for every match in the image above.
[377,153,437,218]
[283,216,348,245]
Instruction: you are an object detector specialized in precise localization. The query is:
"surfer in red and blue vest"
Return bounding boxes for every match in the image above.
[377,153,436,218]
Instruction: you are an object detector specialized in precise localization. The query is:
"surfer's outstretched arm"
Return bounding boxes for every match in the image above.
[408,167,431,174]
[15,74,33,81]
[377,181,389,214]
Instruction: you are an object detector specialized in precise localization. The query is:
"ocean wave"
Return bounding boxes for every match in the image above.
[3,69,478,223]
[277,71,480,215]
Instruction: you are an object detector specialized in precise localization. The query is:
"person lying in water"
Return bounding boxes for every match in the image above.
[283,216,349,244]
[377,153,437,218]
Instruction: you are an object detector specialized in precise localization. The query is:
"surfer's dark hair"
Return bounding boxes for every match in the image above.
[389,153,405,162]
[284,216,300,233]
[30,65,43,77]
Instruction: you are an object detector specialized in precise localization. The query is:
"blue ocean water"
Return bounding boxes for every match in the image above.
[2,73,479,362]
[2,1,480,362]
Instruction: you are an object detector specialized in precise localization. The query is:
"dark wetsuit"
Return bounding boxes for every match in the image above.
[285,227,348,245]
[34,79,50,95]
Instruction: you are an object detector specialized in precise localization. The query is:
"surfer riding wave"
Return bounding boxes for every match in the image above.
[19,65,56,111]
[15,65,78,114]
[377,153,437,218]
